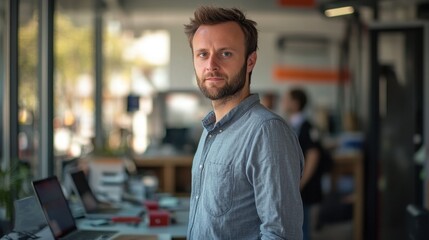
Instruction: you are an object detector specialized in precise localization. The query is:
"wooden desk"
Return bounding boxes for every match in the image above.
[134,156,193,196]
[332,152,364,240]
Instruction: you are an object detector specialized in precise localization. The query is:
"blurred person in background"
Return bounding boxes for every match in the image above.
[260,92,278,111]
[283,88,324,240]
[184,6,304,240]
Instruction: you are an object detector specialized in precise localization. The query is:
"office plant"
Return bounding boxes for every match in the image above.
[0,161,31,225]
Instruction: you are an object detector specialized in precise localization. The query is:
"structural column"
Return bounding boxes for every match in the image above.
[94,0,104,150]
[38,0,55,178]
[2,0,19,171]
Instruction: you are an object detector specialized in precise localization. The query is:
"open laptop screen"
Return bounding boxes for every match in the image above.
[32,176,77,238]
[70,170,98,212]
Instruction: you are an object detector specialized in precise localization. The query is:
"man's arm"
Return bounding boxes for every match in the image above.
[300,148,319,189]
[299,121,321,189]
[247,119,304,240]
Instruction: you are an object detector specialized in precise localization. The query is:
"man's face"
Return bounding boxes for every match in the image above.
[283,93,299,115]
[192,22,255,100]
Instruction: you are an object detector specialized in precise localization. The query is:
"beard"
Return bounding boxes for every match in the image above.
[197,62,247,101]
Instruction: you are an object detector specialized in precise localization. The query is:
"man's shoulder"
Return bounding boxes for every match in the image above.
[244,104,290,130]
[250,104,284,121]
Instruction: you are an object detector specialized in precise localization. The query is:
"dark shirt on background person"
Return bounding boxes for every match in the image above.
[283,88,324,240]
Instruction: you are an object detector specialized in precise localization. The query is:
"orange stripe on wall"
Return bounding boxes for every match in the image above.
[273,65,350,83]
[277,0,315,8]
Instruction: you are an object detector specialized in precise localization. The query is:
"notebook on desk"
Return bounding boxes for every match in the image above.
[32,176,118,240]
[70,170,143,219]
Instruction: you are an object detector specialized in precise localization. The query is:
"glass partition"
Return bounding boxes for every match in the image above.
[103,16,173,155]
[53,5,180,157]
[18,0,39,173]
[54,3,95,160]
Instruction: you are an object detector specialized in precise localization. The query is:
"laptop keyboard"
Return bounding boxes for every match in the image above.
[61,230,116,240]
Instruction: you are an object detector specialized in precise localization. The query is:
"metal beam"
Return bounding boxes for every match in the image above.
[38,0,55,178]
[94,0,104,151]
[424,23,429,209]
[0,1,7,168]
[4,0,19,171]
[366,26,379,240]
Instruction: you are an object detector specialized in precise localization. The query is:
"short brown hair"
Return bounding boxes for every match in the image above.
[289,88,308,111]
[184,6,258,58]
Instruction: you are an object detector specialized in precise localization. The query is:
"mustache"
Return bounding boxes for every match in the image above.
[204,73,225,79]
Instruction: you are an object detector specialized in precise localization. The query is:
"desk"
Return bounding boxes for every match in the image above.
[78,219,187,240]
[331,152,363,240]
[1,225,176,240]
[77,197,189,240]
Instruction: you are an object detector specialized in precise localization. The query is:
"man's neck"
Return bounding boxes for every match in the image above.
[288,112,304,128]
[211,90,250,123]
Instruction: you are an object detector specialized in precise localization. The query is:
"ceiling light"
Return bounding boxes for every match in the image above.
[324,6,355,17]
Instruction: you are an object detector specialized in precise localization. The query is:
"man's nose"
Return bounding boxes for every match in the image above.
[206,55,219,71]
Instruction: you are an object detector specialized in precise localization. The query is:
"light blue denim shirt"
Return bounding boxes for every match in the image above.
[187,94,304,240]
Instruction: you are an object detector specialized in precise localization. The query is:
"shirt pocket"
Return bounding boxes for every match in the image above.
[203,161,234,217]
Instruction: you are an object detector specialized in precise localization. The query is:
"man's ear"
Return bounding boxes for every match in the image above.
[247,51,257,73]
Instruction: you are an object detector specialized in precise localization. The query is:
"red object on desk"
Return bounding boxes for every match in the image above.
[111,216,142,224]
[144,200,159,210]
[148,210,170,227]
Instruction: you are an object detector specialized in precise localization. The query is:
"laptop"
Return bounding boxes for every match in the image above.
[32,176,118,240]
[69,170,143,219]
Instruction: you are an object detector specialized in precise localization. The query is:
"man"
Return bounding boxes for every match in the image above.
[283,88,323,240]
[184,6,304,240]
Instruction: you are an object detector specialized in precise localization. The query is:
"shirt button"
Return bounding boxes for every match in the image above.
[219,129,223,133]
[208,134,212,138]
[199,164,203,169]
[195,195,199,199]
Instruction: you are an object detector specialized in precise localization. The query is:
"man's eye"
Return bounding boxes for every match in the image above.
[197,52,207,58]
[222,52,232,57]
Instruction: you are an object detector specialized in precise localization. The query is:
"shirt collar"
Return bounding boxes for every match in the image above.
[202,94,260,132]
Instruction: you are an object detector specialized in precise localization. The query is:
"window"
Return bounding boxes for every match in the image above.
[18,0,39,172]
[54,3,95,159]
[103,18,171,155]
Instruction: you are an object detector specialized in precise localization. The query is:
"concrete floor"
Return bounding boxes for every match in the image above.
[312,221,353,240]
[308,204,354,240]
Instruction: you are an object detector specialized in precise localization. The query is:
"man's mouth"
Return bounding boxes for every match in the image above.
[205,77,224,82]
[204,74,225,82]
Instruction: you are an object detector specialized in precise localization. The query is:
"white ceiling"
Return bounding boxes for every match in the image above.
[53,0,348,40]
[16,0,428,41]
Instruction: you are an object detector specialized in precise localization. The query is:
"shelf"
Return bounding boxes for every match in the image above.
[332,152,363,240]
[134,155,193,196]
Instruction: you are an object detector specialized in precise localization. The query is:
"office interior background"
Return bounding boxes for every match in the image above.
[1,0,429,239]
